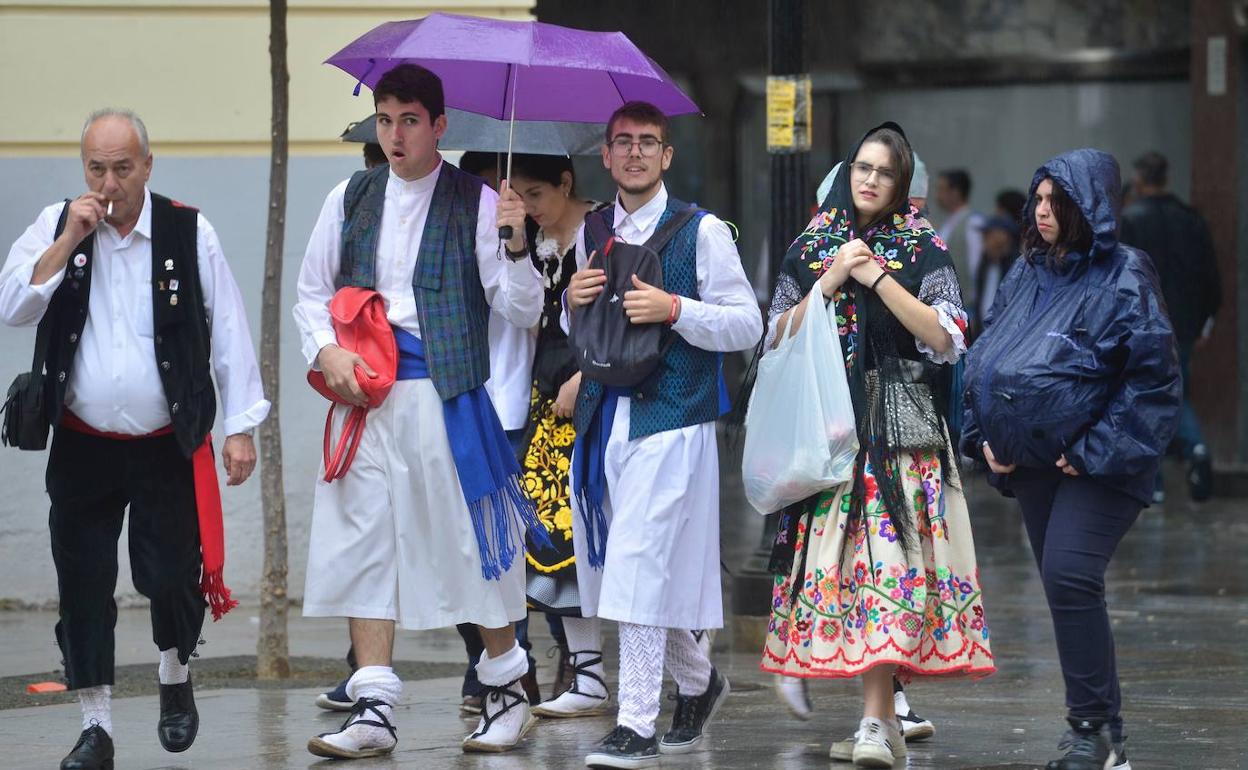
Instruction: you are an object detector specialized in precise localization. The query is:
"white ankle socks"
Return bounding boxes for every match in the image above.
[562,617,607,698]
[345,665,402,705]
[475,642,528,688]
[158,647,189,685]
[79,685,113,736]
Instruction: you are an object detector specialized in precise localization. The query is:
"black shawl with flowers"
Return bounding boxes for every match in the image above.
[766,122,964,558]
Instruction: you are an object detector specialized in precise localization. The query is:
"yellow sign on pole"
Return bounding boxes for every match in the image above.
[766,74,811,153]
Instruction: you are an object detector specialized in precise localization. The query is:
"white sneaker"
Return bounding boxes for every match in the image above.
[773,675,812,721]
[462,679,536,752]
[307,697,397,759]
[532,651,611,718]
[894,689,935,741]
[851,717,905,768]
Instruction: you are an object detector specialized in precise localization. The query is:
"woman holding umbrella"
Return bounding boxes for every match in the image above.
[758,123,995,768]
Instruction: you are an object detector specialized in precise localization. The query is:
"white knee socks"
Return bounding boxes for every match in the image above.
[346,665,403,705]
[79,685,112,736]
[158,647,189,685]
[665,629,712,697]
[617,623,666,738]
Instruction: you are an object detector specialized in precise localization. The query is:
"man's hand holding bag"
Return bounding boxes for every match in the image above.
[307,288,397,482]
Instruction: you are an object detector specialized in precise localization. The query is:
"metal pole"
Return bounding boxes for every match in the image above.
[731,0,808,623]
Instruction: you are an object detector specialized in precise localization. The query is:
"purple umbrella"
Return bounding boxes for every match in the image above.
[327,13,699,237]
[325,13,700,124]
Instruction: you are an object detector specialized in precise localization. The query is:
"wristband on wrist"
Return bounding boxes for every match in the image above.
[870,271,889,291]
[504,243,528,260]
[665,293,681,325]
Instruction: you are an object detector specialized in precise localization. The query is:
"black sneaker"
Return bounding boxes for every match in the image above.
[315,676,352,711]
[1045,717,1116,770]
[585,725,659,769]
[1188,444,1213,502]
[659,667,730,754]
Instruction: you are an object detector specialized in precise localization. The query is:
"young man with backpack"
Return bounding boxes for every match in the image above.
[565,101,762,768]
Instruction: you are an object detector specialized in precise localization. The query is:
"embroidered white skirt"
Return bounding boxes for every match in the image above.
[303,379,526,630]
[571,397,724,630]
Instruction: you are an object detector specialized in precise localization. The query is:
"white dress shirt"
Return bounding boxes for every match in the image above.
[293,160,543,380]
[0,188,270,436]
[566,183,762,354]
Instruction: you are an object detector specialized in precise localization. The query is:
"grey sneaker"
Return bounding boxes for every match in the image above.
[1045,717,1115,770]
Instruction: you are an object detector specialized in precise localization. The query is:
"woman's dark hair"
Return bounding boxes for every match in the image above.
[857,126,914,226]
[373,64,445,120]
[1022,177,1093,266]
[509,153,576,196]
[459,151,500,177]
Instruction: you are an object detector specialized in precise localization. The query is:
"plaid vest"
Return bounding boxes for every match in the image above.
[338,163,489,400]
[574,197,720,440]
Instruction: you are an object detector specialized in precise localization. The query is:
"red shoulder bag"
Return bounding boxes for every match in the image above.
[307,288,398,482]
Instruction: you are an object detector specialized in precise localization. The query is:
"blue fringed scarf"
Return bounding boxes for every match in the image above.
[394,327,550,580]
[570,388,626,569]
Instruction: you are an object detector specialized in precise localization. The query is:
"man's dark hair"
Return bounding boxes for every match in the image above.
[1022,177,1093,267]
[510,153,577,196]
[362,142,387,169]
[1133,151,1168,187]
[458,151,500,177]
[373,64,445,120]
[940,169,972,201]
[605,101,669,143]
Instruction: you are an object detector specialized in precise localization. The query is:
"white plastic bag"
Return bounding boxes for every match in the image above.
[741,285,859,514]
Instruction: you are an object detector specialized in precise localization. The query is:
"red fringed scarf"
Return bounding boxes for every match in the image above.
[60,412,237,620]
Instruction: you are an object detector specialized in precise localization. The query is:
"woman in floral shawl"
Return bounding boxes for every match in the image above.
[758,123,995,767]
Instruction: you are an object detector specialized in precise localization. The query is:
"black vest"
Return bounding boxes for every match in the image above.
[40,193,214,457]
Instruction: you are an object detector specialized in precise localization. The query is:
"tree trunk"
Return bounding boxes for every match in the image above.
[256,0,290,680]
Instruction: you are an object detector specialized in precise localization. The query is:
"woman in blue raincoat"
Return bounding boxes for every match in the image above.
[962,149,1180,770]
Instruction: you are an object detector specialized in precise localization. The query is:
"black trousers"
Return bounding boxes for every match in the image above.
[1010,467,1141,743]
[47,426,206,690]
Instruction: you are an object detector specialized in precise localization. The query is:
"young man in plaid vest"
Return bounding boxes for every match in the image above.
[294,64,546,758]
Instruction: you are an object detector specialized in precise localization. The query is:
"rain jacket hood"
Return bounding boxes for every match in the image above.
[1027,148,1122,262]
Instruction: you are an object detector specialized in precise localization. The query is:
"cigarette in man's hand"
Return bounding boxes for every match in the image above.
[106,201,113,218]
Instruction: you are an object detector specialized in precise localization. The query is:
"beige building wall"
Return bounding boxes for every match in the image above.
[0,0,534,156]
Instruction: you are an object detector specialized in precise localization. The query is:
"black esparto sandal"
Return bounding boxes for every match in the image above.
[306,696,397,759]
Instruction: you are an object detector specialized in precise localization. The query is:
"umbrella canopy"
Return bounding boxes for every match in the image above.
[325,12,699,123]
[342,110,605,156]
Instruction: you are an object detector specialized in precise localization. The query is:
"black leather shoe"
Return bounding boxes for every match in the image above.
[158,673,199,752]
[61,725,114,770]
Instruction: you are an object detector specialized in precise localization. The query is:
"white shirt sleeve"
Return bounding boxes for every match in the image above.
[669,214,763,352]
[0,203,69,327]
[292,181,349,367]
[475,184,542,328]
[196,214,271,435]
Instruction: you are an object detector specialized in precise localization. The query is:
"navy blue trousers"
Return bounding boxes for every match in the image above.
[1011,467,1141,742]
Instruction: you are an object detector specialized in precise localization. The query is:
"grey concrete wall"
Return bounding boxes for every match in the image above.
[0,153,365,607]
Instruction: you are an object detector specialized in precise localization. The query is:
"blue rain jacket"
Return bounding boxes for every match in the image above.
[961,149,1181,505]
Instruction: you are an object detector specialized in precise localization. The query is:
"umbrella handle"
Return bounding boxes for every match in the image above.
[499,225,514,240]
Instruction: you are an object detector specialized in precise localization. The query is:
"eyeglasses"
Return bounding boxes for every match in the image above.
[850,161,898,188]
[608,136,665,157]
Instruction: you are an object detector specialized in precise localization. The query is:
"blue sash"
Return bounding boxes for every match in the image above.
[394,327,550,580]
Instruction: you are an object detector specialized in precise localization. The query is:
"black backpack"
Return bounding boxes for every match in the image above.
[569,205,703,387]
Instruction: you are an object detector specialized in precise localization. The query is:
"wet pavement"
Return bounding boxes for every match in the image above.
[2,462,1246,769]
